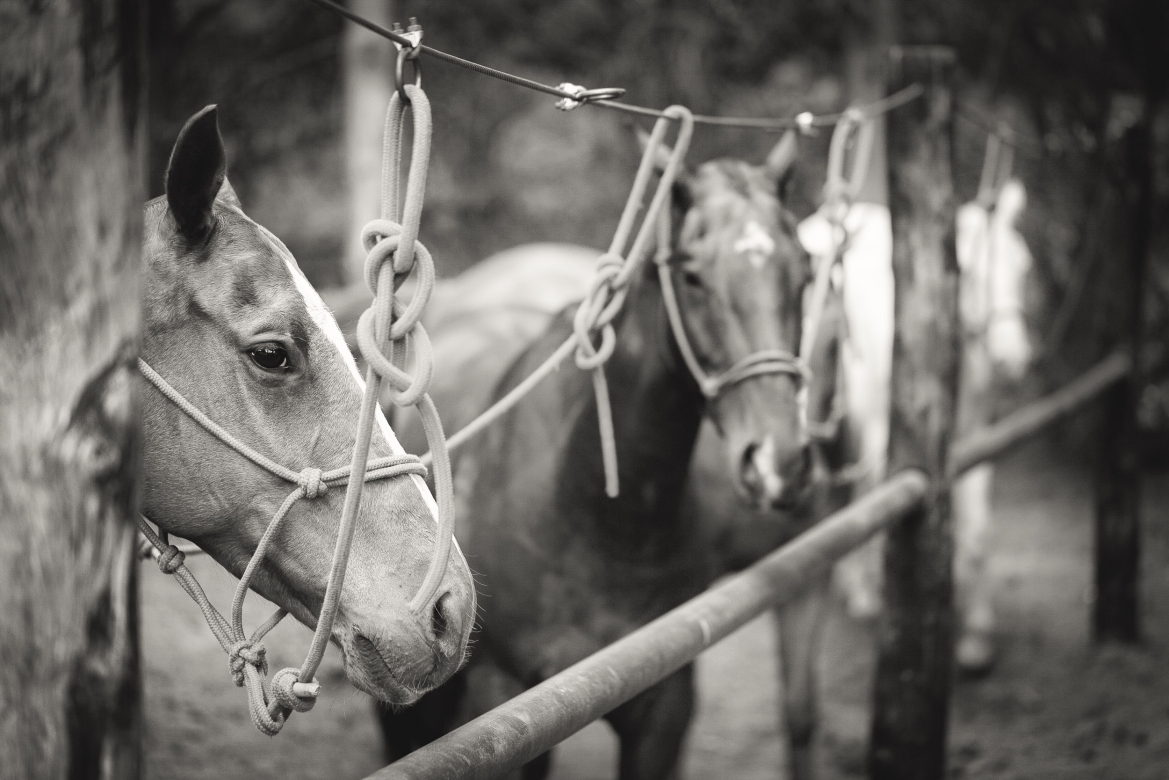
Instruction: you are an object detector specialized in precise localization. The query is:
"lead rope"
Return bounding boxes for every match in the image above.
[352,79,455,614]
[136,361,426,735]
[412,106,696,499]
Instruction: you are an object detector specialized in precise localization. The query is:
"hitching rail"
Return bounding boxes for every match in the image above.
[365,350,1132,780]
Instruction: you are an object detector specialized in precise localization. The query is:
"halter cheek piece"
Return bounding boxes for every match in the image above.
[137,359,426,736]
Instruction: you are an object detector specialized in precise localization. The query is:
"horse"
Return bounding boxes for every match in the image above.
[378,133,815,778]
[798,178,1034,674]
[140,106,476,709]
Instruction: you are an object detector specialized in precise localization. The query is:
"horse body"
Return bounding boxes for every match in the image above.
[382,144,814,778]
[141,107,475,707]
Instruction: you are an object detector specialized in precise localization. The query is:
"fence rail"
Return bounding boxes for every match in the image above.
[366,350,1132,780]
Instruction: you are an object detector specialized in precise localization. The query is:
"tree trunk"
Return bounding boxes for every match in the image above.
[868,46,961,780]
[1093,106,1151,644]
[342,0,397,286]
[0,2,145,778]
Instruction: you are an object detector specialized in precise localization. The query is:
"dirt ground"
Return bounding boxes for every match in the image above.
[142,436,1169,779]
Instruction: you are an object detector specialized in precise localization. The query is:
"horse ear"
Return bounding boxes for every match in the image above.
[764,129,798,198]
[166,105,226,242]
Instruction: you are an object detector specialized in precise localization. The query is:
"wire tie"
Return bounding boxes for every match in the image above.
[796,112,816,135]
[555,83,626,111]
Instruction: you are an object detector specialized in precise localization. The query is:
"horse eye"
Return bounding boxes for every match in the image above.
[248,343,291,372]
[680,268,703,288]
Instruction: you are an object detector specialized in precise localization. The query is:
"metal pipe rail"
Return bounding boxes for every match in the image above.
[370,471,929,780]
[366,350,1131,780]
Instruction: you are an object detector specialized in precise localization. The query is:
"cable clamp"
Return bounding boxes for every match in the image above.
[796,111,817,136]
[555,83,626,111]
[390,18,423,56]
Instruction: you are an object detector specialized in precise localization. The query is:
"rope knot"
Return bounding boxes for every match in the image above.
[228,639,268,687]
[298,468,328,499]
[271,667,319,713]
[156,544,186,574]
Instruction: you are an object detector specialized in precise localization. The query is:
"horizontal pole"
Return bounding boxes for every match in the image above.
[949,351,1130,477]
[369,470,928,780]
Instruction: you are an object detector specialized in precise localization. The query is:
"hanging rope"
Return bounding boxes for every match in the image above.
[352,77,456,614]
[800,108,873,366]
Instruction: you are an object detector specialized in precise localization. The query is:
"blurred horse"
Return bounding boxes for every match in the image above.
[380,134,815,779]
[799,178,1034,674]
[140,107,476,706]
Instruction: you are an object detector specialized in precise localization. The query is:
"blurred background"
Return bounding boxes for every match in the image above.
[146,0,1167,427]
[137,2,1169,778]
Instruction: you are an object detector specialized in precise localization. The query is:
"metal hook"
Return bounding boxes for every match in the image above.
[392,18,423,103]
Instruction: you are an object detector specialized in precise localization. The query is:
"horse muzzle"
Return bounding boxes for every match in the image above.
[334,566,475,705]
[737,435,812,511]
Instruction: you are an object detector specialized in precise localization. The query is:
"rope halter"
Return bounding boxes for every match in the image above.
[138,82,454,738]
[137,360,426,735]
[652,200,809,401]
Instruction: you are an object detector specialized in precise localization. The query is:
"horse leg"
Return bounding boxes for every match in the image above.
[775,574,831,780]
[953,462,997,675]
[605,664,695,780]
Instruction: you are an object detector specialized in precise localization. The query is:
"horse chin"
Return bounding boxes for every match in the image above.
[337,631,432,706]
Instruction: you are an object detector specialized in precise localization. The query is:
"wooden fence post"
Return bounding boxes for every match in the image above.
[0,2,145,777]
[868,46,961,780]
[1093,106,1151,643]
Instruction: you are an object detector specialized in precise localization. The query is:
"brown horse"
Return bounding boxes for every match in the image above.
[140,107,475,708]
[380,135,814,778]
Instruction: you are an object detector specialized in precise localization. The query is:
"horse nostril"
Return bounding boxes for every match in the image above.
[431,595,448,641]
[429,590,461,659]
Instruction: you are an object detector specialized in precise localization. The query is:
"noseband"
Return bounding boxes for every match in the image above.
[653,207,809,400]
[137,358,426,735]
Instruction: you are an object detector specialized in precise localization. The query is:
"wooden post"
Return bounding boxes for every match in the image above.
[868,46,961,780]
[1093,106,1151,643]
[0,2,145,778]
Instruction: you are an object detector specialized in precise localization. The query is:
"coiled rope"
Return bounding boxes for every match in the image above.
[137,79,453,738]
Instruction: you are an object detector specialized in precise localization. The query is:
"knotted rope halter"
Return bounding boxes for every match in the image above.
[138,73,454,737]
[652,193,809,400]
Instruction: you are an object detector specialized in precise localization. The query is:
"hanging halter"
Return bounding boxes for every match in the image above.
[966,125,1020,345]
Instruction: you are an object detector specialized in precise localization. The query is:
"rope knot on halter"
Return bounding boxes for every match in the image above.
[297,468,328,499]
[271,667,319,713]
[572,252,627,371]
[228,639,268,687]
[156,544,186,574]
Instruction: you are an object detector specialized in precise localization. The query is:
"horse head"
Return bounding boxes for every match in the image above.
[140,107,475,705]
[653,130,812,510]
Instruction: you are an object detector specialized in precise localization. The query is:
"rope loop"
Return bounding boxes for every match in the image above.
[228,639,268,687]
[298,468,328,499]
[156,544,186,574]
[271,667,319,713]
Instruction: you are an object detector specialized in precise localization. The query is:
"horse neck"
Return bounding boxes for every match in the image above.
[558,274,706,556]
